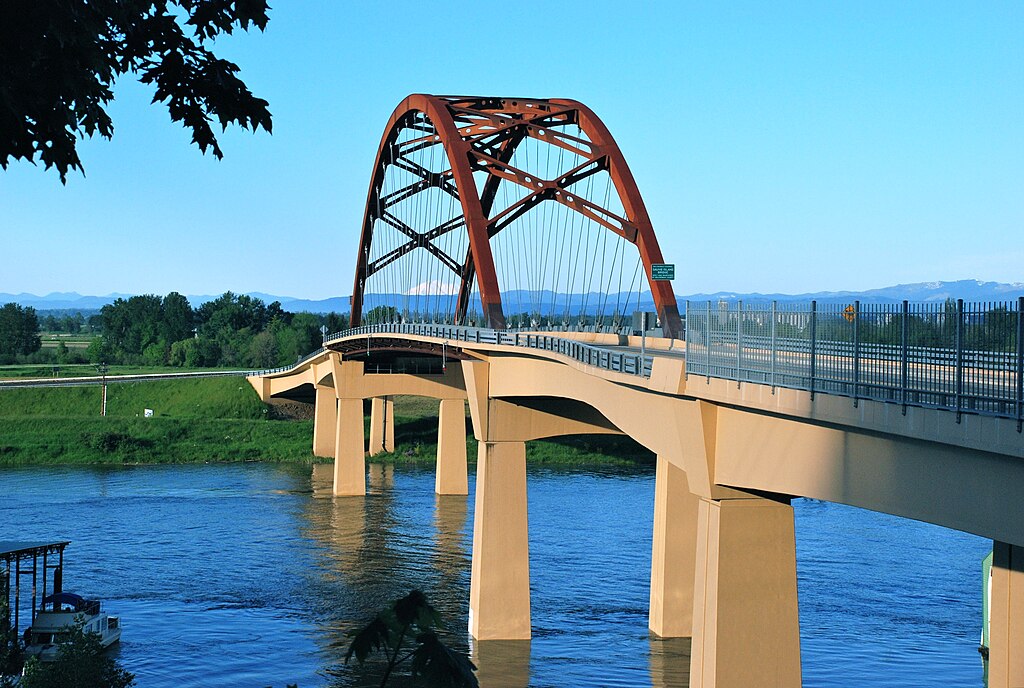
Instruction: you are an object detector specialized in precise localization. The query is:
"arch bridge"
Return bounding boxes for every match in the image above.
[252,95,1024,688]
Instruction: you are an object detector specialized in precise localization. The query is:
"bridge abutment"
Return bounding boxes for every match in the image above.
[368,397,395,455]
[989,541,1024,687]
[649,455,700,638]
[469,440,531,640]
[690,496,801,688]
[436,398,469,495]
[333,397,366,496]
[313,385,337,458]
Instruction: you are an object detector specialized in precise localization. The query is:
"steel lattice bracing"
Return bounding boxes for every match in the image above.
[350,95,683,338]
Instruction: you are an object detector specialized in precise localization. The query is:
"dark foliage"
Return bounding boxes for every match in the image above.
[0,0,272,182]
[0,303,41,359]
[20,621,134,688]
[89,431,154,453]
[346,590,478,688]
[1,577,18,685]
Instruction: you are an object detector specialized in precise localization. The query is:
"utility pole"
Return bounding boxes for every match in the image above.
[97,362,108,417]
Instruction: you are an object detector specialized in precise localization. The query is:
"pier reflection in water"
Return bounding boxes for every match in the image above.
[472,639,531,687]
[305,463,682,686]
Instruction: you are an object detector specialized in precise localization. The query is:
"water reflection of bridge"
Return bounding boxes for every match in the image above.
[304,464,692,687]
[253,95,1024,688]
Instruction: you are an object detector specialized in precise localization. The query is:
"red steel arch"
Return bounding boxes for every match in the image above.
[350,95,683,339]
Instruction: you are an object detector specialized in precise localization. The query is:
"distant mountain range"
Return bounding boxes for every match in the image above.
[683,279,1024,306]
[2,280,1022,313]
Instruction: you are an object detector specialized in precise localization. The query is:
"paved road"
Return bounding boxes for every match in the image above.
[0,370,255,389]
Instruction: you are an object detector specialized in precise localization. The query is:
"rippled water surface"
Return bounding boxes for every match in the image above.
[1,463,988,686]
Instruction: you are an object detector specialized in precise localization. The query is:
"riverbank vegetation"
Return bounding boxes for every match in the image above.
[0,378,652,467]
[0,377,311,465]
[0,292,350,369]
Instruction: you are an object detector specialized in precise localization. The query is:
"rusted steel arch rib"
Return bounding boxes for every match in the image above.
[351,95,505,329]
[550,98,683,339]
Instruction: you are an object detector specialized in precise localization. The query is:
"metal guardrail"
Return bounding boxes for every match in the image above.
[256,323,655,378]
[685,299,1024,428]
[249,348,327,377]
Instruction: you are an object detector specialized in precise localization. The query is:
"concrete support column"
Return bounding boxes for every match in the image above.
[313,385,338,458]
[333,398,366,496]
[649,455,700,637]
[469,441,531,640]
[690,497,801,688]
[436,398,469,495]
[368,397,395,456]
[989,541,1024,687]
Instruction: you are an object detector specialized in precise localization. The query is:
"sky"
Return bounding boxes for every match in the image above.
[1,1,1021,300]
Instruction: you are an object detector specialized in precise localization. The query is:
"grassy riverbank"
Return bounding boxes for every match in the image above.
[0,377,312,465]
[0,377,653,466]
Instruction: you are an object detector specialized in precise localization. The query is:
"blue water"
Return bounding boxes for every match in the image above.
[0,463,989,686]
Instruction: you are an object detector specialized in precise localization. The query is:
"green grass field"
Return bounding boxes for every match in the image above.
[0,376,310,465]
[38,333,93,349]
[0,377,652,467]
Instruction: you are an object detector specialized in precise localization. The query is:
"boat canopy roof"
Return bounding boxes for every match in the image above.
[0,541,70,564]
[42,592,84,605]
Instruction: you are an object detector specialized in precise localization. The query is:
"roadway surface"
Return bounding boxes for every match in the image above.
[0,370,257,389]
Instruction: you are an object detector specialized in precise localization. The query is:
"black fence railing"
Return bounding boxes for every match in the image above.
[684,298,1024,428]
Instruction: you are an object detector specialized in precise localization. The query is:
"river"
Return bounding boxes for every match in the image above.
[1,462,988,687]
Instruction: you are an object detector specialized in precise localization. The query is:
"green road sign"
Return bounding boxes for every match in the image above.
[651,263,675,281]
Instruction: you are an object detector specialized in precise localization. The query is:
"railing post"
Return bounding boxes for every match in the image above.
[955,298,964,423]
[736,300,743,387]
[705,301,712,382]
[684,300,691,380]
[770,301,777,393]
[809,300,817,399]
[1017,297,1023,432]
[901,300,909,416]
[853,299,860,407]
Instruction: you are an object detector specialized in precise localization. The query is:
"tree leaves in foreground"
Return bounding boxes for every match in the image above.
[1,580,18,687]
[346,590,478,688]
[0,0,273,183]
[20,621,134,688]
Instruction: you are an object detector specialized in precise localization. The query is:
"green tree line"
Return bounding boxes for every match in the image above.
[0,293,348,368]
[39,311,99,334]
[86,292,348,368]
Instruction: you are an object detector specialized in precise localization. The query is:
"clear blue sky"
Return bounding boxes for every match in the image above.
[1,1,1020,299]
